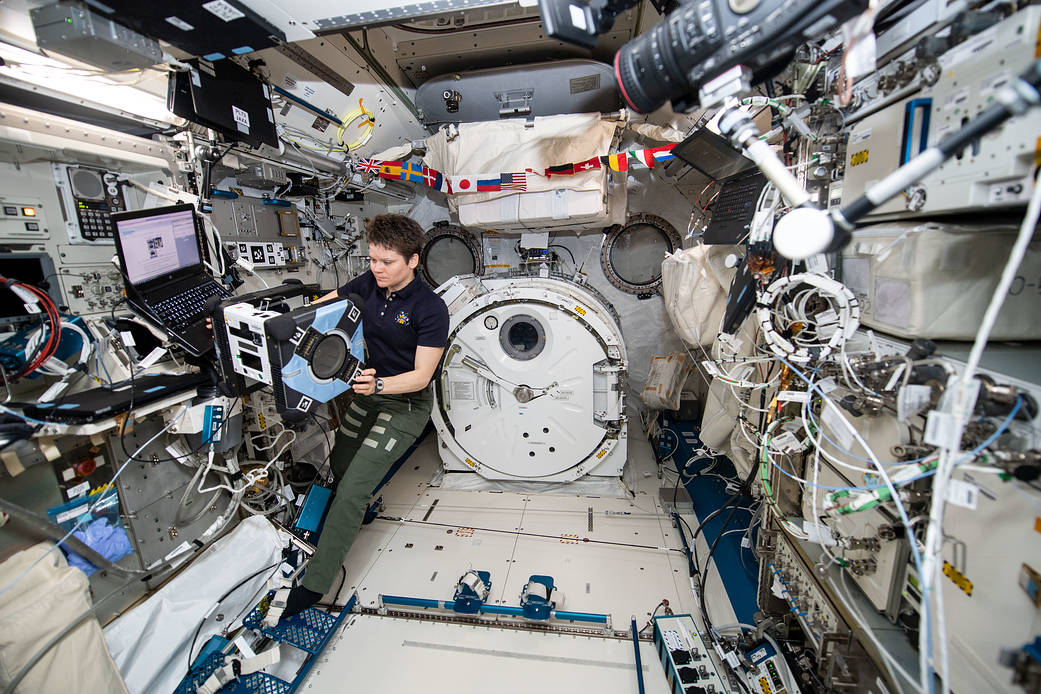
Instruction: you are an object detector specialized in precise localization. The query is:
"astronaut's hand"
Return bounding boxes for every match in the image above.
[353,368,377,395]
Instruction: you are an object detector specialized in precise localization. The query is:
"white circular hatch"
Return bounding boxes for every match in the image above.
[432,275,628,482]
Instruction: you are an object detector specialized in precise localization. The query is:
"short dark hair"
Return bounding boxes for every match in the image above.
[366,214,425,261]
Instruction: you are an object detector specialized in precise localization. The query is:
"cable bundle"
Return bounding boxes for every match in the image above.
[755,272,860,364]
[0,277,61,381]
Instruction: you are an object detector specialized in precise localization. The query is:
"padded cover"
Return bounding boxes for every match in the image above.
[661,245,737,346]
[424,113,625,232]
[841,221,1041,340]
[0,543,129,694]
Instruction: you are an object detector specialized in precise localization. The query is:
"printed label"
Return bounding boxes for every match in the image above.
[165,16,195,31]
[947,479,979,510]
[851,128,872,144]
[56,507,88,524]
[66,480,90,499]
[232,105,250,128]
[201,0,246,22]
[451,381,475,401]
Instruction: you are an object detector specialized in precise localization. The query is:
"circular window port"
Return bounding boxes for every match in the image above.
[600,213,681,295]
[419,223,483,287]
[499,314,546,361]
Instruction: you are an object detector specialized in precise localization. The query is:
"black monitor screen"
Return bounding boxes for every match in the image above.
[0,254,58,326]
[114,207,202,285]
[169,58,278,149]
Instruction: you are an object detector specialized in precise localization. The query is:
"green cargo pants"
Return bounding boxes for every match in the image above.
[301,388,433,594]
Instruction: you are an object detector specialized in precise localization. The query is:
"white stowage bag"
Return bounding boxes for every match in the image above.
[641,353,692,411]
[424,113,626,232]
[660,245,736,347]
[0,543,130,694]
[696,319,759,458]
[841,221,1041,340]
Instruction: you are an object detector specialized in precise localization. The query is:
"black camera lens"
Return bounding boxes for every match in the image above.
[614,3,718,114]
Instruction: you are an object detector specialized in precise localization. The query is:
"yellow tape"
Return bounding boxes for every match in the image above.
[943,560,973,596]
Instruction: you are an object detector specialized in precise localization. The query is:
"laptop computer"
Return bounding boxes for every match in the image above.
[672,128,768,245]
[111,204,229,356]
[18,372,210,424]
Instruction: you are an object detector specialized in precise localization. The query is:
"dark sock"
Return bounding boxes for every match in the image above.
[282,585,322,619]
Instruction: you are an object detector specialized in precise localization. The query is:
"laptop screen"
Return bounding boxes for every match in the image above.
[671,128,757,181]
[115,208,202,285]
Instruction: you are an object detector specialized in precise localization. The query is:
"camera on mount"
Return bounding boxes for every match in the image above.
[539,0,868,113]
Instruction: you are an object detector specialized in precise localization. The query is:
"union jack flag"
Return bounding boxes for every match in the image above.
[356,158,382,174]
[500,172,527,190]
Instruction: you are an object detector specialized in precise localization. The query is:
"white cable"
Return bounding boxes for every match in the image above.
[756,273,860,364]
[963,179,1041,384]
[920,180,1041,694]
[250,424,294,451]
[234,256,270,289]
[771,352,933,693]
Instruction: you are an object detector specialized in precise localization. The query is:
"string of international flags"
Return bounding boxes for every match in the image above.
[356,143,677,194]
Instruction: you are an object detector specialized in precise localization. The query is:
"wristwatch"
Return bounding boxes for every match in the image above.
[374,377,384,394]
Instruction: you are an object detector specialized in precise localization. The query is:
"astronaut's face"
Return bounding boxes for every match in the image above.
[369,243,418,293]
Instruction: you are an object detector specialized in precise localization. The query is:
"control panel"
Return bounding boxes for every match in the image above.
[211,196,306,268]
[231,241,304,267]
[744,640,801,694]
[56,265,125,315]
[653,614,729,694]
[759,530,843,650]
[0,198,49,240]
[841,6,1041,217]
[54,163,128,243]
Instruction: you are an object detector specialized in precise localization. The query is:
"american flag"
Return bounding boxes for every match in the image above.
[500,172,527,190]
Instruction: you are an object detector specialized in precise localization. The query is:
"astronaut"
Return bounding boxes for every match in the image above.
[282,214,449,617]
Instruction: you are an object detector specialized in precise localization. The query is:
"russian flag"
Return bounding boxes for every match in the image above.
[476,176,501,191]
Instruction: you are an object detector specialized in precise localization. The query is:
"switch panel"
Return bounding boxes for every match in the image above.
[56,265,125,315]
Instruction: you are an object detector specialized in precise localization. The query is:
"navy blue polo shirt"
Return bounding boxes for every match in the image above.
[337,270,449,382]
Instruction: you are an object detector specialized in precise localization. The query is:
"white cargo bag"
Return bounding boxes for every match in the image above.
[841,221,1041,340]
[661,245,737,346]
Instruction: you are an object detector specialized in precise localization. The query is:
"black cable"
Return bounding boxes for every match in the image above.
[110,299,240,464]
[638,600,668,634]
[336,564,347,602]
[308,412,335,481]
[318,565,348,609]
[548,244,576,266]
[186,561,282,675]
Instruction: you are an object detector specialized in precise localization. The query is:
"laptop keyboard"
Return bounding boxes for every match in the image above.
[152,283,226,330]
[712,174,766,225]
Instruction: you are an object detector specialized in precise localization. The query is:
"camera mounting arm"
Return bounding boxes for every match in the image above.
[716,58,1041,261]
